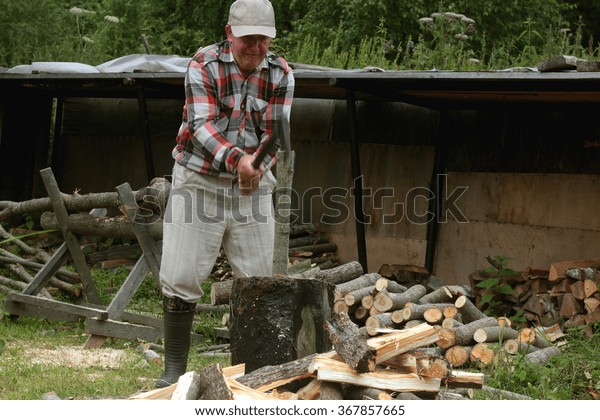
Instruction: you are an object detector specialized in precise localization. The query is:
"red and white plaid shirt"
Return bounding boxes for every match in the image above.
[172,40,295,178]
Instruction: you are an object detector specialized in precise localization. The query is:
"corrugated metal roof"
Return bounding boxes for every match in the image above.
[2,67,600,107]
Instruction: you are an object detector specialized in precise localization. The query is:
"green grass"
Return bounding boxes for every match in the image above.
[473,325,600,400]
[0,267,229,400]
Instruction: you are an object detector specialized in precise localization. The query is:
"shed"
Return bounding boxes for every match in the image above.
[1,61,599,283]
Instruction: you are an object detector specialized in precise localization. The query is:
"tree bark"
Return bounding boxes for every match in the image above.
[473,326,520,343]
[0,178,170,221]
[454,295,488,323]
[373,285,427,312]
[41,212,163,239]
[333,273,381,302]
[324,311,376,373]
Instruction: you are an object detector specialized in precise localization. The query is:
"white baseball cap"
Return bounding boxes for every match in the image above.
[228,0,276,39]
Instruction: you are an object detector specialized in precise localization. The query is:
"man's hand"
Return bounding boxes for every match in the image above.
[237,154,263,195]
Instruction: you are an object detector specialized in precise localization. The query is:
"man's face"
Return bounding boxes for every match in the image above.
[226,25,271,76]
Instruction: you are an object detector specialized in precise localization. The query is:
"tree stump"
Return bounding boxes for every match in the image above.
[230,276,335,373]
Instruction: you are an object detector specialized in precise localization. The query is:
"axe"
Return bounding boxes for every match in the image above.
[251,116,291,169]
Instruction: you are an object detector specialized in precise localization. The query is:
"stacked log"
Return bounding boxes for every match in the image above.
[469,257,600,337]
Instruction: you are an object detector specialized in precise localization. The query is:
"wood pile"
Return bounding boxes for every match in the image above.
[135,260,581,401]
[469,257,600,338]
[131,315,485,401]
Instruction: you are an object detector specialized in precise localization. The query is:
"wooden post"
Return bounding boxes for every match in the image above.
[39,168,100,304]
[272,149,295,276]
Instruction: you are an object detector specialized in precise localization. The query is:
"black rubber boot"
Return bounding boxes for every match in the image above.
[155,296,196,388]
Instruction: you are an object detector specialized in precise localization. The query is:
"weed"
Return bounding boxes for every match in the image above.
[475,256,518,316]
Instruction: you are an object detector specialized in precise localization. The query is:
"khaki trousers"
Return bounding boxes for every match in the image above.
[159,163,275,302]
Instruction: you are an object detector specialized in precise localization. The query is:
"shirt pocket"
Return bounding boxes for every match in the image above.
[247,97,269,128]
[218,95,235,121]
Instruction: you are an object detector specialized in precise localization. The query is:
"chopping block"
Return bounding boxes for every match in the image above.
[229,275,335,373]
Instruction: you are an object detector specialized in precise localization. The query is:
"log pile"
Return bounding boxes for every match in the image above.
[134,259,576,401]
[131,317,485,400]
[469,257,600,337]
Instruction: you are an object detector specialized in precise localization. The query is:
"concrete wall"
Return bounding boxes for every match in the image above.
[51,97,600,284]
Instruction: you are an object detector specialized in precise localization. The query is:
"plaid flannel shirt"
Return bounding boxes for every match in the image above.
[172,40,295,178]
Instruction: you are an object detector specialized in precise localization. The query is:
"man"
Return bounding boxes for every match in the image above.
[156,0,294,388]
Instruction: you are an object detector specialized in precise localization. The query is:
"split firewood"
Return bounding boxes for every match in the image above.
[366,323,440,365]
[524,346,561,365]
[517,327,552,349]
[570,279,598,300]
[444,345,472,367]
[548,258,600,281]
[295,379,321,400]
[373,284,427,312]
[473,326,520,343]
[469,342,496,365]
[344,386,393,400]
[308,357,442,393]
[316,261,364,285]
[441,370,484,389]
[324,312,376,373]
[382,353,451,379]
[171,371,202,400]
[502,338,539,355]
[585,307,600,324]
[454,295,488,323]
[560,293,585,318]
[584,297,600,314]
[236,354,317,392]
[534,324,566,342]
[197,364,234,400]
[333,273,381,302]
[226,377,280,400]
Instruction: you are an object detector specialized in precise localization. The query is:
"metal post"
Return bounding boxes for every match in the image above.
[346,89,368,272]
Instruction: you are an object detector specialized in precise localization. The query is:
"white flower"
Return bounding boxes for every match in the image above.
[104,15,120,24]
[419,17,433,24]
[461,17,475,25]
[443,12,462,20]
[69,7,95,16]
[82,36,94,44]
[469,58,481,64]
[455,33,469,41]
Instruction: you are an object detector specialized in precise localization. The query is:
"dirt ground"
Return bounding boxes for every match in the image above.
[19,344,134,369]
